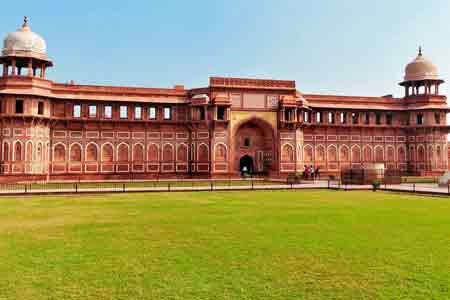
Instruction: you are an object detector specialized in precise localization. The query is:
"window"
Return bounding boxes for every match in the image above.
[148,106,156,120]
[352,112,359,124]
[435,112,441,124]
[340,112,347,124]
[15,100,24,114]
[134,106,142,120]
[386,113,393,125]
[217,106,226,120]
[328,112,335,124]
[303,111,310,123]
[119,105,128,119]
[164,106,172,120]
[104,105,112,119]
[244,137,251,147]
[73,104,81,118]
[364,112,370,124]
[38,101,44,115]
[199,108,205,120]
[316,112,323,123]
[89,105,97,118]
[417,114,423,125]
[375,112,381,125]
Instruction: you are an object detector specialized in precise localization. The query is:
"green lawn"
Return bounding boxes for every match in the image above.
[0,190,449,300]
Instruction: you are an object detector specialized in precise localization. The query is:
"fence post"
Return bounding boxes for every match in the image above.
[75,183,78,193]
[210,181,213,191]
[168,183,171,192]
[413,183,415,193]
[24,184,27,193]
[252,180,254,190]
[448,185,449,196]
[122,183,125,192]
[328,179,330,189]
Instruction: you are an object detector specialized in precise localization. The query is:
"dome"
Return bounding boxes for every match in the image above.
[404,48,439,82]
[2,17,48,59]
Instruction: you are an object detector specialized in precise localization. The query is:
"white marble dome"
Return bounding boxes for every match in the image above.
[404,48,439,82]
[2,17,47,56]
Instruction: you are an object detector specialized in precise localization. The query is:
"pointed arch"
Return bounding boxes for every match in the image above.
[13,141,23,161]
[327,145,337,162]
[409,145,416,161]
[53,143,66,162]
[25,141,33,161]
[386,145,395,162]
[162,143,174,162]
[132,143,145,162]
[315,145,325,162]
[339,145,349,162]
[177,143,188,162]
[147,143,159,161]
[303,144,313,162]
[69,143,82,161]
[2,142,9,161]
[417,145,425,161]
[281,143,294,161]
[351,145,361,162]
[297,145,303,161]
[397,145,406,162]
[85,142,99,162]
[363,145,372,162]
[101,143,114,162]
[214,143,228,162]
[117,143,130,162]
[197,143,209,162]
[374,146,384,162]
[428,145,434,162]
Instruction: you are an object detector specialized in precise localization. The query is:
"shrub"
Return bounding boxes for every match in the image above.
[372,180,381,191]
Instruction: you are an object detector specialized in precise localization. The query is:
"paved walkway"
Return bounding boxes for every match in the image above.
[1,181,449,196]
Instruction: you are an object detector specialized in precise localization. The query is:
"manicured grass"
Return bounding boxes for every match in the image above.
[0,190,449,299]
[401,176,438,184]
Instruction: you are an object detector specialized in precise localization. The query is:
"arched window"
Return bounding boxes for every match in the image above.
[351,146,361,162]
[198,144,209,162]
[281,144,294,161]
[101,143,114,162]
[147,144,159,161]
[339,146,349,161]
[117,143,129,162]
[304,145,313,162]
[327,146,337,161]
[363,146,372,162]
[14,141,23,161]
[418,146,425,161]
[177,144,188,162]
[375,147,384,162]
[85,143,98,162]
[70,144,82,161]
[215,144,227,162]
[163,144,174,162]
[315,146,325,161]
[26,142,33,161]
[387,146,395,162]
[53,144,66,162]
[3,142,9,161]
[133,144,144,161]
[398,147,406,162]
[36,143,43,161]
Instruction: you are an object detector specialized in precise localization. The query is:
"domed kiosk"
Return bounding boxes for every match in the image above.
[399,47,444,97]
[0,17,52,78]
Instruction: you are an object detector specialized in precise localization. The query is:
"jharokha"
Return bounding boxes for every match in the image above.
[0,17,449,182]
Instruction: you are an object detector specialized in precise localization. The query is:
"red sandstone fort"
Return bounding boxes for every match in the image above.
[0,17,449,182]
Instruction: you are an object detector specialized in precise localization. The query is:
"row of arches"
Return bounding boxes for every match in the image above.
[2,141,49,162]
[279,143,444,163]
[51,142,212,163]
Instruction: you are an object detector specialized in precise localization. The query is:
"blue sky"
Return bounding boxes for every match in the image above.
[1,0,450,97]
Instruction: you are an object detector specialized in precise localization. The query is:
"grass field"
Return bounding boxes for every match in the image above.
[0,190,449,299]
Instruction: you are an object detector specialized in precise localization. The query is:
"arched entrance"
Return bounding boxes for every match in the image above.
[233,117,276,175]
[239,155,254,174]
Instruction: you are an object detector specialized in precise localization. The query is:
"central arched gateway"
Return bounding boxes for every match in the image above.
[233,118,276,175]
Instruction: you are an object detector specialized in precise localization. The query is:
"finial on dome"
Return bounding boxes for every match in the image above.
[23,16,28,27]
[418,45,422,56]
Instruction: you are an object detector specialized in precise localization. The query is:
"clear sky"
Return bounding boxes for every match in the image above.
[1,0,450,97]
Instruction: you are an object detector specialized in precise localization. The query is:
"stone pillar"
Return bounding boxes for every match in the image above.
[28,58,33,77]
[40,63,46,79]
[11,59,16,76]
[2,63,8,77]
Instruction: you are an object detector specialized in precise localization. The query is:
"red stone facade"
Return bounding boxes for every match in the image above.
[0,20,449,182]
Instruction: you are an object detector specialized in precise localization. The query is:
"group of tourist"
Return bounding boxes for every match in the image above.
[303,165,320,180]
